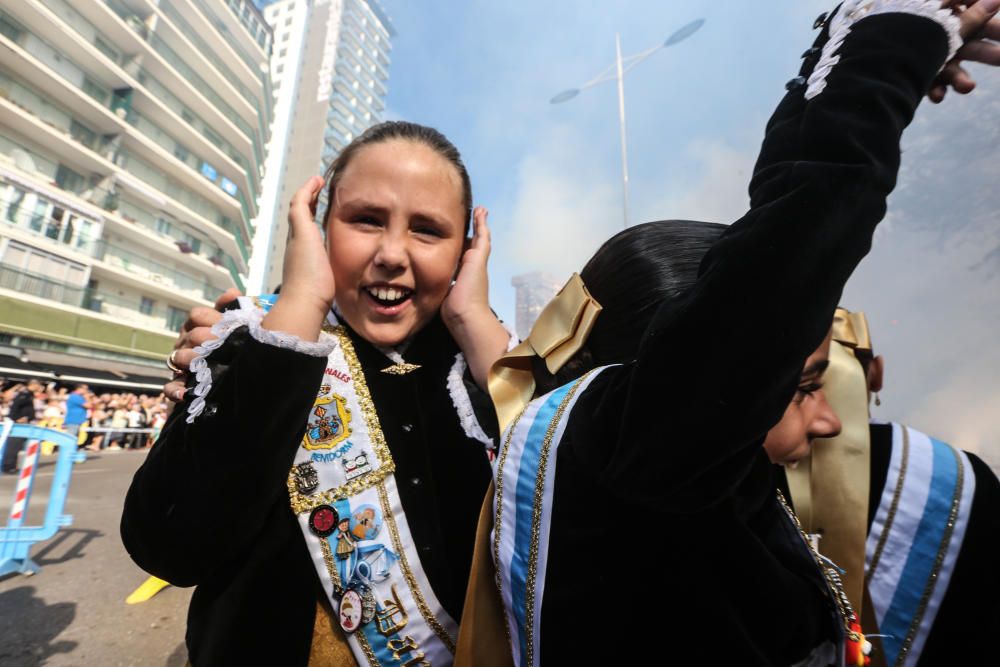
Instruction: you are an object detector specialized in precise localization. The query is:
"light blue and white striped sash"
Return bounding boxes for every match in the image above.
[491,366,611,667]
[865,423,974,667]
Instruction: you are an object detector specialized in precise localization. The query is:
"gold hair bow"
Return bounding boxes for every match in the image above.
[488,273,602,432]
[832,308,872,354]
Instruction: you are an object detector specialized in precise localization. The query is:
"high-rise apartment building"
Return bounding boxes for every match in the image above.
[0,0,272,384]
[249,0,393,294]
[512,272,562,340]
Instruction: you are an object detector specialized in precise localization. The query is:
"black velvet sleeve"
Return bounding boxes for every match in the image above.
[120,329,327,586]
[570,11,952,510]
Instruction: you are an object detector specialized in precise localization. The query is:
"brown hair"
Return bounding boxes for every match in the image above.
[323,121,473,233]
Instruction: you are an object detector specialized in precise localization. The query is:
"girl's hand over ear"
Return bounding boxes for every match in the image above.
[262,177,335,341]
[442,206,492,327]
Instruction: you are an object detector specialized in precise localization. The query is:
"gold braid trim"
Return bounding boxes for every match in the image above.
[866,426,911,582]
[288,326,396,513]
[524,371,593,667]
[492,406,529,647]
[377,482,457,653]
[895,444,966,666]
[355,631,380,667]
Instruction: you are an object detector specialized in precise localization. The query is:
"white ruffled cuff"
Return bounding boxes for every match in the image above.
[186,308,335,423]
[446,325,520,450]
[446,353,494,448]
[805,0,962,101]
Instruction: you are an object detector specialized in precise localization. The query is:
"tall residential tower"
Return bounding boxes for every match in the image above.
[249,0,393,294]
[0,0,273,383]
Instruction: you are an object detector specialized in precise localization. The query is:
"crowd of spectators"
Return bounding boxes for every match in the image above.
[0,379,169,472]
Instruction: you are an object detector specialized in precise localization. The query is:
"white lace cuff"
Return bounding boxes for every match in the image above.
[447,353,494,449]
[805,0,962,100]
[186,308,335,423]
[446,325,519,450]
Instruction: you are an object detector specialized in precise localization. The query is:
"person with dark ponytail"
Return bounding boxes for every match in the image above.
[457,2,1000,666]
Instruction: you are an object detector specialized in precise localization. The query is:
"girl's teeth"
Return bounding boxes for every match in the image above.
[377,288,388,300]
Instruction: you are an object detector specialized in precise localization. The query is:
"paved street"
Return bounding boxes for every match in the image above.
[0,449,191,666]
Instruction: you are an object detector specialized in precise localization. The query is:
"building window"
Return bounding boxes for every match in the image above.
[155,217,172,236]
[200,162,218,181]
[0,10,24,42]
[5,187,26,223]
[285,17,292,26]
[93,36,120,64]
[28,200,49,234]
[70,120,97,150]
[173,144,189,163]
[166,306,186,332]
[182,233,202,254]
[139,296,155,315]
[181,109,195,125]
[82,77,109,105]
[280,48,287,57]
[55,165,86,193]
[203,128,222,148]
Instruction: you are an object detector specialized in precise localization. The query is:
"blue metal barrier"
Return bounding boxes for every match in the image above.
[0,420,86,576]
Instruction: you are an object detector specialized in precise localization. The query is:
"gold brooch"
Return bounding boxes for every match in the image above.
[381,362,421,375]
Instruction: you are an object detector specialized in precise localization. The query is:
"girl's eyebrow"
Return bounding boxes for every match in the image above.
[800,359,830,380]
[338,198,389,214]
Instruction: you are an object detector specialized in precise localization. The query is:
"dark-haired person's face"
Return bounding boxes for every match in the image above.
[325,139,466,347]
[763,332,842,465]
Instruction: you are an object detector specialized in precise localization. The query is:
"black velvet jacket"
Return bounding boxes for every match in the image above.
[538,9,953,666]
[121,315,495,665]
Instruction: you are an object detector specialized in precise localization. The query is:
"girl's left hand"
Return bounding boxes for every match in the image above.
[442,206,492,326]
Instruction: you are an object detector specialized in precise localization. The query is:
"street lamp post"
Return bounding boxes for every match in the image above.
[551,19,704,228]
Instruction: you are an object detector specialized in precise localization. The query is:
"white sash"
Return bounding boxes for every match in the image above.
[491,367,610,667]
[865,423,974,667]
[232,299,461,667]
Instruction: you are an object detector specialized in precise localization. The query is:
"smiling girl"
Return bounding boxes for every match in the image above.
[122,122,510,666]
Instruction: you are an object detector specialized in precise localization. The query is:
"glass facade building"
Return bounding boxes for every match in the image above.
[249,0,393,293]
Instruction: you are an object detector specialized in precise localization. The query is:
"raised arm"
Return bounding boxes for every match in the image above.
[582,2,991,508]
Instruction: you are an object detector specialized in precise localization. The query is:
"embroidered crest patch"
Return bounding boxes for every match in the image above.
[304,393,353,451]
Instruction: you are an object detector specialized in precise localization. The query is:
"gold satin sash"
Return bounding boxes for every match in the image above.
[785,308,873,615]
[454,482,514,667]
[489,273,602,432]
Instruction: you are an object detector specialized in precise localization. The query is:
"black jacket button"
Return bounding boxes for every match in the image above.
[785,76,807,91]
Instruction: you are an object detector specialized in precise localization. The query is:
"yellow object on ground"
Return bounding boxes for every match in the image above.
[126,576,171,604]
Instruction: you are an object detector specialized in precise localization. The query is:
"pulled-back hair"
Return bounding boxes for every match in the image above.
[538,220,727,392]
[323,121,473,232]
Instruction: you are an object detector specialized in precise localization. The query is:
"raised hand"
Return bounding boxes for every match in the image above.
[441,206,510,390]
[929,0,1000,102]
[261,176,335,341]
[442,206,492,327]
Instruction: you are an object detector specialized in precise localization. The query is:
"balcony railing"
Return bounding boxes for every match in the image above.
[0,140,245,275]
[0,264,184,334]
[0,263,85,307]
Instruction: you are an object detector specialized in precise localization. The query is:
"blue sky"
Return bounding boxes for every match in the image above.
[381,1,833,316]
[378,1,1000,465]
